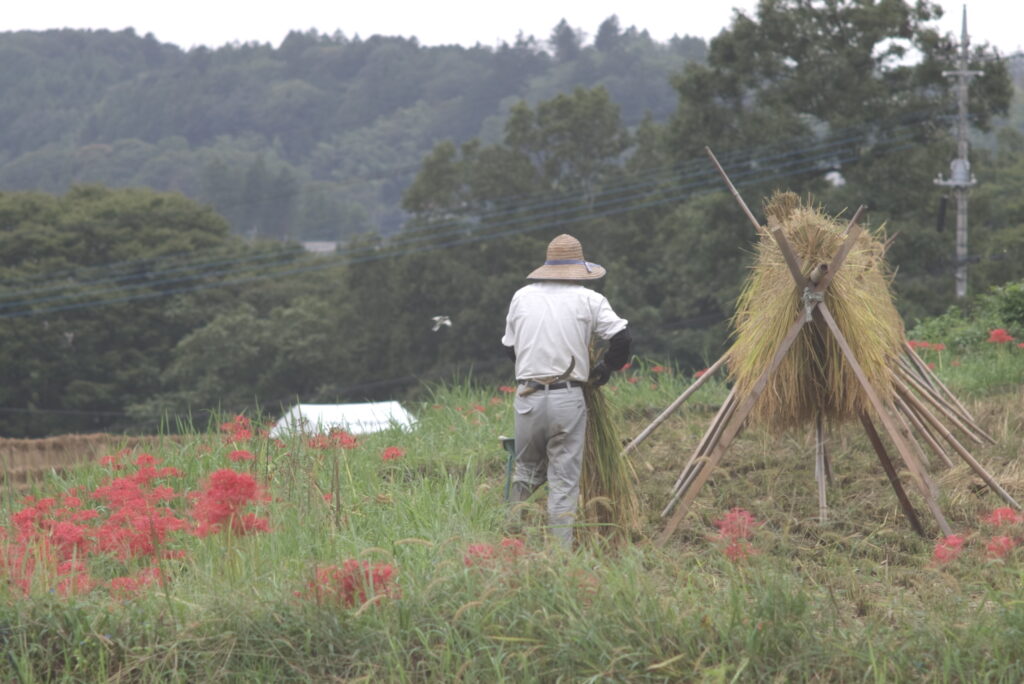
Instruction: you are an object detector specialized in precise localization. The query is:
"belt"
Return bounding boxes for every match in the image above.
[517,380,586,391]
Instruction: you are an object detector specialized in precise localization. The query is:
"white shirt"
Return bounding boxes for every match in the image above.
[501,281,628,382]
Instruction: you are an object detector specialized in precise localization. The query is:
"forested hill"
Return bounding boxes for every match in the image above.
[0,21,706,240]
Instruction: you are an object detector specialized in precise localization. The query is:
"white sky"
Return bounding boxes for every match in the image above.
[2,1,1020,54]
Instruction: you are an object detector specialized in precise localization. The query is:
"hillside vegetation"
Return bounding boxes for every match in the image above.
[1,1,1023,439]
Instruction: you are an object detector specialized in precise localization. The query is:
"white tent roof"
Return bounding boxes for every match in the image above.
[269,402,416,438]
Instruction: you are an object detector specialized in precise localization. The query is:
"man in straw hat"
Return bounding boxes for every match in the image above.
[501,234,631,547]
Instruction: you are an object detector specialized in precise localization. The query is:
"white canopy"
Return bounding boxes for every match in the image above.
[269,402,416,438]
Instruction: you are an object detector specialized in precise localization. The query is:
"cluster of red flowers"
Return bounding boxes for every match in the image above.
[380,446,405,461]
[463,537,527,568]
[987,328,1015,344]
[0,453,271,598]
[932,507,1023,564]
[712,508,761,562]
[190,469,270,537]
[307,428,358,450]
[908,340,947,351]
[297,559,398,607]
[220,414,254,444]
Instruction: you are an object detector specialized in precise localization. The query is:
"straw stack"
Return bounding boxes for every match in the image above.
[728,192,904,432]
[578,348,641,547]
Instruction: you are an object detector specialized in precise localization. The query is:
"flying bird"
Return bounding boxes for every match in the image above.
[431,315,452,332]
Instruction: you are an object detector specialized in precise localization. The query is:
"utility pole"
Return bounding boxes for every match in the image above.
[934,6,982,299]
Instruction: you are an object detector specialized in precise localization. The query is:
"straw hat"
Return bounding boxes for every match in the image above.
[527,234,606,280]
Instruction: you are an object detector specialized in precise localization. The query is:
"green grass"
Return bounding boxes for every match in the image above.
[4,358,1024,681]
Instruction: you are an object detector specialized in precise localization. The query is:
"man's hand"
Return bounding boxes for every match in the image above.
[589,361,611,387]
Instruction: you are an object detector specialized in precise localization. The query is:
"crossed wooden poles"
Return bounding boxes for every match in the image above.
[626,147,1021,544]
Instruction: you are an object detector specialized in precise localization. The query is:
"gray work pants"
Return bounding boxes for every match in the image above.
[511,385,586,547]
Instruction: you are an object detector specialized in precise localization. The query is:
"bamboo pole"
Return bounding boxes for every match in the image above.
[816,302,953,535]
[896,364,988,445]
[815,412,828,523]
[623,354,728,456]
[705,147,767,235]
[896,357,986,438]
[894,394,955,468]
[893,378,1021,510]
[657,308,811,543]
[892,398,933,471]
[903,342,986,436]
[662,391,740,517]
[858,411,926,537]
[669,387,738,495]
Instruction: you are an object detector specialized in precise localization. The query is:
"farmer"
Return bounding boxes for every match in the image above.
[501,233,631,547]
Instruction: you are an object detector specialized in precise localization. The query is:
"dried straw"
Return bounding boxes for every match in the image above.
[578,349,641,547]
[728,193,904,432]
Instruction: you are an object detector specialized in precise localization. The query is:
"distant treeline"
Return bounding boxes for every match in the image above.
[0,19,706,240]
[1,1,1024,438]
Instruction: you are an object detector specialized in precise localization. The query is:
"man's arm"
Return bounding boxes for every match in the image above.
[589,326,632,386]
[603,326,632,371]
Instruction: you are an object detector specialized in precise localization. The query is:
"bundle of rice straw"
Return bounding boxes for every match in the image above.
[727,192,904,432]
[578,346,641,547]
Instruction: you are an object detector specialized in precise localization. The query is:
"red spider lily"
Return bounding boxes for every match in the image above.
[651,365,668,373]
[932,534,965,563]
[987,328,1015,343]
[307,428,358,450]
[983,507,1021,526]
[908,340,932,350]
[694,368,708,378]
[463,543,496,567]
[927,362,936,370]
[932,343,946,352]
[109,566,163,599]
[499,385,516,394]
[228,449,255,462]
[471,404,486,413]
[499,537,526,558]
[463,538,528,567]
[986,536,1016,559]
[220,414,254,444]
[381,446,405,461]
[722,539,757,562]
[1019,343,1024,349]
[714,508,760,540]
[191,469,270,537]
[300,560,398,608]
[627,377,638,384]
[621,362,632,370]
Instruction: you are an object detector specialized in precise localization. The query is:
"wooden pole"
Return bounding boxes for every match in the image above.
[705,147,767,235]
[894,394,955,468]
[896,357,982,433]
[657,308,812,544]
[669,387,737,495]
[893,378,1021,510]
[816,302,953,535]
[903,342,986,436]
[662,390,740,517]
[858,411,926,536]
[896,364,988,445]
[815,412,828,523]
[623,354,728,456]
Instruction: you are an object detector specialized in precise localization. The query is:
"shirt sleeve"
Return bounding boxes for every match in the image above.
[593,294,627,340]
[500,294,518,348]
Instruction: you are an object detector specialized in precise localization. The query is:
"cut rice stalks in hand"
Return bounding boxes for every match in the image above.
[579,347,641,547]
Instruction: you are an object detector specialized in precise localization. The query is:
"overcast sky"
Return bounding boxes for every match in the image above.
[2,1,1020,54]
